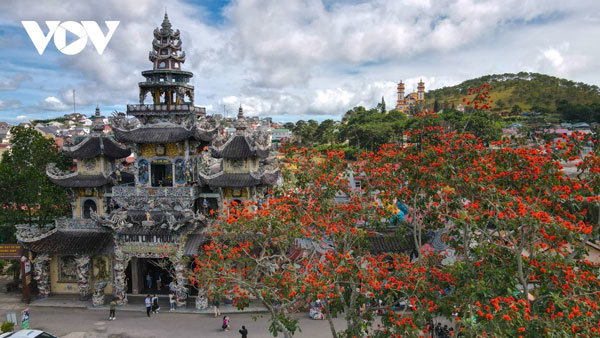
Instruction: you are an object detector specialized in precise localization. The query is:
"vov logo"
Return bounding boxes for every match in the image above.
[21,21,120,55]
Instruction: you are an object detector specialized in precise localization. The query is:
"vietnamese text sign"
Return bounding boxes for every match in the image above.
[0,244,22,259]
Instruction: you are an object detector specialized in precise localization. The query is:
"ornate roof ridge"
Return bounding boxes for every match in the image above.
[46,163,78,180]
[212,133,269,152]
[16,226,58,243]
[62,135,129,153]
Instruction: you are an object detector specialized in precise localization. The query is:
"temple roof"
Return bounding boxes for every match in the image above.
[63,136,131,159]
[261,170,281,185]
[195,127,217,142]
[48,174,111,188]
[200,172,262,187]
[113,127,193,144]
[211,134,269,159]
[366,235,414,254]
[183,233,205,256]
[20,229,112,255]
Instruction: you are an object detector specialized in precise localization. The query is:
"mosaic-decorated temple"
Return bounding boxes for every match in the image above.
[16,14,280,307]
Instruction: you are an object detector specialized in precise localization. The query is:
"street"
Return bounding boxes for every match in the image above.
[0,304,353,338]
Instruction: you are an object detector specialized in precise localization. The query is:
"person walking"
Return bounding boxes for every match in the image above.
[145,273,152,290]
[109,298,116,320]
[169,292,176,311]
[145,294,152,317]
[222,316,230,331]
[213,299,221,317]
[239,325,248,338]
[152,294,160,313]
[156,274,162,291]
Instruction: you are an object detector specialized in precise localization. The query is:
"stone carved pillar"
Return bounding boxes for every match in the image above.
[195,288,208,310]
[75,255,91,300]
[33,254,51,298]
[113,252,129,305]
[92,280,109,307]
[172,252,188,307]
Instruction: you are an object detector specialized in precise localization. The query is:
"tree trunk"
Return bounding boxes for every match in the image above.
[323,300,338,338]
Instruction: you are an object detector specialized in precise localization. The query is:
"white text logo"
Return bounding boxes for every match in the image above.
[21,21,120,55]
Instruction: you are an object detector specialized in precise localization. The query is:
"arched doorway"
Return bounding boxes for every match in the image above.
[83,199,97,219]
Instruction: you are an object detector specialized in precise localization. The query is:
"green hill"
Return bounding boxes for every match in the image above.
[426,72,600,113]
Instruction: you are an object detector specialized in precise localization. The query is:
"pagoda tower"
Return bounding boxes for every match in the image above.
[417,79,425,101]
[396,81,405,111]
[200,106,279,206]
[141,12,193,105]
[47,106,131,219]
[106,14,214,306]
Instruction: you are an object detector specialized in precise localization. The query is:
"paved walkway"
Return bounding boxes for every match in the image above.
[26,294,269,314]
[0,299,346,338]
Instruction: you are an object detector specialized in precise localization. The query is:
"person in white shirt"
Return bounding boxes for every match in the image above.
[145,294,152,317]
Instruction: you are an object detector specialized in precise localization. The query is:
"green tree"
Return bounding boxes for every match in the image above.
[511,104,522,116]
[315,119,336,145]
[376,96,386,114]
[0,127,70,231]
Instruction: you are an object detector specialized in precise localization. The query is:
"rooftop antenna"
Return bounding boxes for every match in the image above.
[72,89,76,114]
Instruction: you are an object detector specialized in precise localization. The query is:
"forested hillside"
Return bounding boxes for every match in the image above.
[426,72,600,112]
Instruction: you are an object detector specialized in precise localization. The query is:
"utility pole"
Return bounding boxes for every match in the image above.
[73,89,76,114]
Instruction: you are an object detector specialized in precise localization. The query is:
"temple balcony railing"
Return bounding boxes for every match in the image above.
[126,104,205,115]
[112,186,199,198]
[55,217,98,229]
[110,186,200,210]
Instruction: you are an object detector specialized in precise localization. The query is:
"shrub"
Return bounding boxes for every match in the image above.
[1,321,14,333]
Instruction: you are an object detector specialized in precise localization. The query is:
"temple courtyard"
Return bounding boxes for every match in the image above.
[0,297,352,338]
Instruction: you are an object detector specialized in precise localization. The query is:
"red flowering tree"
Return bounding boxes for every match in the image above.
[361,85,600,336]
[194,84,600,337]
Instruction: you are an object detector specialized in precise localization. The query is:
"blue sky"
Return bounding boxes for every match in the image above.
[0,0,599,123]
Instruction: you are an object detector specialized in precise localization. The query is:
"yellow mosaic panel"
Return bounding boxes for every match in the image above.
[140,143,181,158]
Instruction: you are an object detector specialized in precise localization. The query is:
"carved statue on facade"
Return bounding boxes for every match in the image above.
[92,210,130,230]
[109,112,138,130]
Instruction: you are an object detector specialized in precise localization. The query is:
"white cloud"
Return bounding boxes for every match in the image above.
[0,74,31,91]
[16,115,27,120]
[535,43,587,76]
[1,0,600,121]
[39,96,69,111]
[0,99,20,110]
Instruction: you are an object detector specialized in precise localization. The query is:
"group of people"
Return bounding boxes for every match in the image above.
[144,292,178,317]
[144,294,162,316]
[145,271,167,291]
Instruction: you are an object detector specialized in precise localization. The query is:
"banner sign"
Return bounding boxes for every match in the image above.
[0,244,22,259]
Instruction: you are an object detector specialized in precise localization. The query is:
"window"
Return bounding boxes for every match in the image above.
[159,61,166,69]
[151,159,173,187]
[83,199,97,219]
[354,180,362,189]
